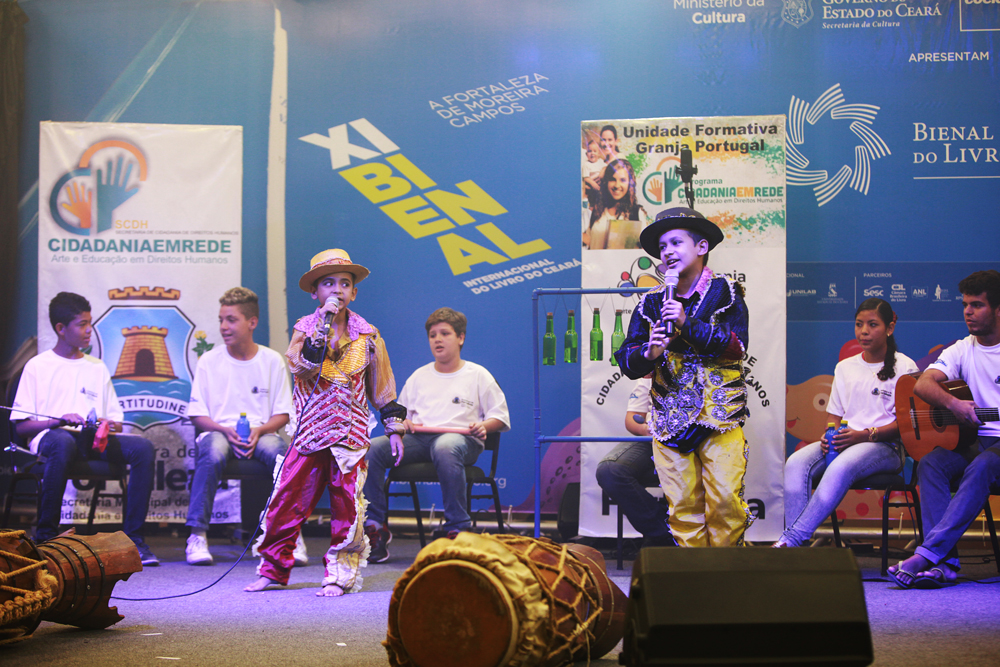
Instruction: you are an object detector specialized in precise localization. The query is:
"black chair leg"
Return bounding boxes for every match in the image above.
[490,481,504,534]
[87,481,106,529]
[830,511,842,548]
[617,505,624,571]
[880,487,891,576]
[466,483,477,531]
[983,502,1000,574]
[410,482,426,548]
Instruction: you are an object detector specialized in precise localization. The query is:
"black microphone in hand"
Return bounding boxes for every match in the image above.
[663,268,679,336]
[322,294,340,338]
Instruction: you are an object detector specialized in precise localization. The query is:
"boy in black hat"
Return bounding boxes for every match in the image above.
[614,207,753,547]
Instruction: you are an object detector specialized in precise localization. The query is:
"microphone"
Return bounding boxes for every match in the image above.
[663,268,679,336]
[676,145,698,208]
[322,294,340,338]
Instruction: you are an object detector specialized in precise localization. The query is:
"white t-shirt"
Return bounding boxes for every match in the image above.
[927,335,1000,438]
[828,352,918,432]
[626,377,652,415]
[398,361,510,440]
[11,350,124,453]
[187,345,294,431]
[583,157,606,181]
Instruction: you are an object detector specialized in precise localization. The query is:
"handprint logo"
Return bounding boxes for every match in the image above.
[49,140,148,236]
[61,181,93,230]
[641,156,683,206]
[96,156,140,233]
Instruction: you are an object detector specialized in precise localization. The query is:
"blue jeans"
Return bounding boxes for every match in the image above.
[780,439,903,547]
[915,436,1000,569]
[36,428,155,545]
[363,432,484,532]
[596,441,674,545]
[185,431,287,531]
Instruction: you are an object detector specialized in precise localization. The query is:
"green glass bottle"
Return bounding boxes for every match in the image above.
[543,312,556,366]
[564,310,578,363]
[610,309,625,366]
[589,308,603,361]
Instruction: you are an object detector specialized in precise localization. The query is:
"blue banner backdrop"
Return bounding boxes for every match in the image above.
[13,0,1000,519]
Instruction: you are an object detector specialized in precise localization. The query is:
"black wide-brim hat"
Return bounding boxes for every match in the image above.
[639,206,724,258]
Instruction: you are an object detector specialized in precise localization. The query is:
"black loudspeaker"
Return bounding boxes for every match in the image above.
[620,548,873,666]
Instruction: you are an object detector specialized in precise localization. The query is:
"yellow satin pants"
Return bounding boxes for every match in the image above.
[652,426,754,547]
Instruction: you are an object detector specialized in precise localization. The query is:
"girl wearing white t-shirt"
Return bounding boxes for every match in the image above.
[775,298,918,547]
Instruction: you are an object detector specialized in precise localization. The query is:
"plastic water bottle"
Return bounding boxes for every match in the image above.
[824,419,848,468]
[236,413,251,443]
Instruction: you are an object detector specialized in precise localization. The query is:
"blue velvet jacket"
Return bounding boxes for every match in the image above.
[614,268,749,446]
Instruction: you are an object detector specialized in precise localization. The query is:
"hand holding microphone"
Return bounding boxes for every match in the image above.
[321,294,341,339]
[662,268,680,336]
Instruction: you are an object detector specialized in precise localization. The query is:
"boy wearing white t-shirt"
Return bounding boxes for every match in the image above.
[184,287,295,566]
[891,270,1000,588]
[11,292,159,565]
[362,307,510,562]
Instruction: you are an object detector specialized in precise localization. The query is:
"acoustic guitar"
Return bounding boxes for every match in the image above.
[894,372,1000,460]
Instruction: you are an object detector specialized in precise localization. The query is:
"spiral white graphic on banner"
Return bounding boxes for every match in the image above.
[786,84,890,206]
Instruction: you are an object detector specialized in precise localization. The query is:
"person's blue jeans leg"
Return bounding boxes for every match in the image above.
[362,433,425,528]
[35,429,78,542]
[781,441,825,544]
[916,438,1000,569]
[430,433,484,533]
[186,432,235,532]
[596,441,673,544]
[781,440,901,547]
[102,433,155,545]
[252,433,288,470]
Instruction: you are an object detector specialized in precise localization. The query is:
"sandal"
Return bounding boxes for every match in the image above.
[888,563,919,589]
[912,567,958,590]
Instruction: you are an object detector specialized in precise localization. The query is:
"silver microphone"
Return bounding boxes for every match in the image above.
[663,268,679,336]
[322,294,340,338]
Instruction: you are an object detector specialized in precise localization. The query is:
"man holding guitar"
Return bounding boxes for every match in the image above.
[890,270,1000,589]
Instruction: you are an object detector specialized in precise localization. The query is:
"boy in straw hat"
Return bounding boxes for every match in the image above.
[246,249,406,596]
[614,207,753,548]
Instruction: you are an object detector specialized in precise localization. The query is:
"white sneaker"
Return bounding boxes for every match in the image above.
[293,532,309,567]
[186,534,213,566]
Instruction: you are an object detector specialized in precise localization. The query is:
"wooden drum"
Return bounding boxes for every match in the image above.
[385,533,626,667]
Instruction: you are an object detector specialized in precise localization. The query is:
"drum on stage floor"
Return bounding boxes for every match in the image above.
[384,532,626,667]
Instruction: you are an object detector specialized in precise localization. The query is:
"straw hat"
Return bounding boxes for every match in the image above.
[298,249,371,292]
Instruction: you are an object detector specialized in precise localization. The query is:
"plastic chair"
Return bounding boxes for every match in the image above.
[819,458,922,576]
[2,367,129,532]
[950,479,1000,574]
[616,485,665,570]
[190,426,277,533]
[2,439,130,532]
[384,431,504,547]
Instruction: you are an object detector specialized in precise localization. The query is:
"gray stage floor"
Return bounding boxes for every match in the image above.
[3,533,999,666]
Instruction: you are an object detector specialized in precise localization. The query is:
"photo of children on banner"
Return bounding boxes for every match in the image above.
[583,158,649,250]
[183,287,297,567]
[615,207,752,547]
[599,124,622,162]
[11,291,159,566]
[363,307,510,563]
[582,128,607,208]
[246,249,406,597]
[774,298,917,548]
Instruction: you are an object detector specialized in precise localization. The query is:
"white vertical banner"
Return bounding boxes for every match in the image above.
[579,116,786,542]
[38,121,243,525]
